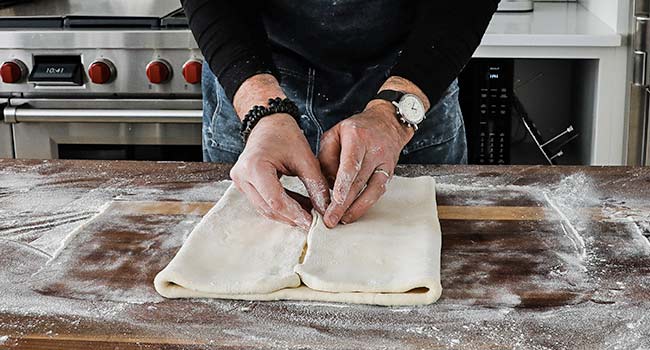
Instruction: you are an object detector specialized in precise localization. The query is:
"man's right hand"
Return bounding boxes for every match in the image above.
[229,113,330,230]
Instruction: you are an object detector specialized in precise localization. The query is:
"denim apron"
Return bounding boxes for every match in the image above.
[201,0,467,164]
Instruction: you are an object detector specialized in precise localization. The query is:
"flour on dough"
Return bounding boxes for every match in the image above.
[154,176,442,306]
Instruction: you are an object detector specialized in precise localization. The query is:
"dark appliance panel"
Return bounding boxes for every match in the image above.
[460,58,514,165]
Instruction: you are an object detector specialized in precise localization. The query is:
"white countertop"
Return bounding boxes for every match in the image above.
[482,2,623,47]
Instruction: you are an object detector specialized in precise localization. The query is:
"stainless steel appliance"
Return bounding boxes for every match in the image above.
[497,0,534,12]
[0,97,12,157]
[0,0,203,160]
[628,0,650,166]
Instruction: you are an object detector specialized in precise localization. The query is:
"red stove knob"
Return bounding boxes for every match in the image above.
[88,59,115,84]
[182,59,202,85]
[146,59,172,84]
[1,60,27,84]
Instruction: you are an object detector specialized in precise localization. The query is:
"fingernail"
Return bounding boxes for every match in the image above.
[323,214,332,227]
[326,214,339,228]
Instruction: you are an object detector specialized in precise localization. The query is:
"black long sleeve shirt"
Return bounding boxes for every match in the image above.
[181,0,499,105]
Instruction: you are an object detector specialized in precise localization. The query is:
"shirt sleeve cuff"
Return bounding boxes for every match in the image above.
[212,54,280,104]
[390,52,457,110]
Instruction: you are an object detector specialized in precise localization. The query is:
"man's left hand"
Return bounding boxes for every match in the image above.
[318,100,414,228]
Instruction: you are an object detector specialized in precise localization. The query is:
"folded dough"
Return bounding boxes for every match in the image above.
[154,176,442,306]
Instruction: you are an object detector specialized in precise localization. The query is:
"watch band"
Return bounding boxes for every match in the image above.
[373,89,425,132]
[375,89,405,103]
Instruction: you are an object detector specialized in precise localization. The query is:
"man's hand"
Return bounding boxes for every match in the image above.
[230,113,330,230]
[230,73,330,230]
[318,100,414,228]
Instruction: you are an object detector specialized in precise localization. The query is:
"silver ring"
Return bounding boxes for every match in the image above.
[373,168,391,178]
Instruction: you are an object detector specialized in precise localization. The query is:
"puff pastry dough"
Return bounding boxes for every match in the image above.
[154,176,442,306]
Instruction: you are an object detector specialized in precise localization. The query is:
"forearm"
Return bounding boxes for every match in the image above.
[233,74,287,121]
[363,75,429,145]
[376,76,431,111]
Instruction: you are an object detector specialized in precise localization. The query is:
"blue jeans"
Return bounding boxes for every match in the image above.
[201,54,467,164]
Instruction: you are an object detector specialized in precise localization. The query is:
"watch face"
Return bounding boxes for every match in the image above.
[398,94,426,124]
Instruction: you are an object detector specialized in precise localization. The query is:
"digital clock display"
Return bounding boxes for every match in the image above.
[46,66,64,74]
[40,64,76,77]
[29,56,83,86]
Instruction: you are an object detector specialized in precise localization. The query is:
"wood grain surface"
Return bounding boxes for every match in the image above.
[0,159,649,349]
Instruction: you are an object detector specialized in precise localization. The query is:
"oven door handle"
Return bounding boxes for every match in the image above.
[3,106,202,124]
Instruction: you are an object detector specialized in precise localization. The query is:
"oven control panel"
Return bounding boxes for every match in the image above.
[459,58,514,165]
[0,49,203,96]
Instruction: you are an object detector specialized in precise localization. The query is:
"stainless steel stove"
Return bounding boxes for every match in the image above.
[0,0,204,160]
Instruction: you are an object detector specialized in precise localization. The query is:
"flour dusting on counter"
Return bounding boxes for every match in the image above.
[0,161,649,349]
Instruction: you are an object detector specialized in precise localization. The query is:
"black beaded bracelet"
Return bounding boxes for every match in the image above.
[240,97,301,143]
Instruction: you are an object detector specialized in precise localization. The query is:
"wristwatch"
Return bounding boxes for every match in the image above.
[374,90,426,131]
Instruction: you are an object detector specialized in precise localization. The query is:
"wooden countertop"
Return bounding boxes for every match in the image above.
[0,159,648,349]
